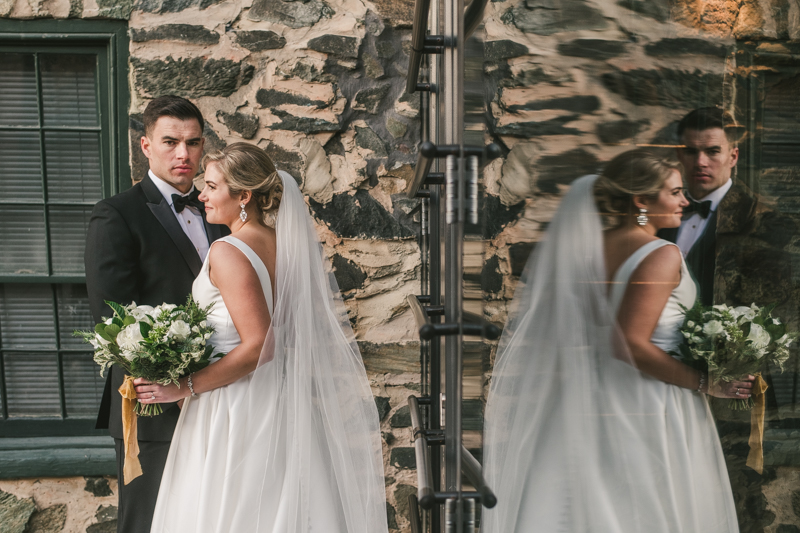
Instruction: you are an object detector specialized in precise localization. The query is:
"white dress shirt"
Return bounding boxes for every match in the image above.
[676,178,732,256]
[149,170,210,261]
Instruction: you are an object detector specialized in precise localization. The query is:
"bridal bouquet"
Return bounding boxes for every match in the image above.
[676,302,795,410]
[76,296,219,416]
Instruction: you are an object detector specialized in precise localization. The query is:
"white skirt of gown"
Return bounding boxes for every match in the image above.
[150,236,347,533]
[486,240,739,533]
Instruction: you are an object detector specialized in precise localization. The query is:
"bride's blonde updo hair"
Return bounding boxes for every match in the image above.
[594,148,682,227]
[202,142,283,225]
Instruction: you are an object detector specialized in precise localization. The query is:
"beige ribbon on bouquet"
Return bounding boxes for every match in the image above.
[746,374,769,474]
[118,375,143,484]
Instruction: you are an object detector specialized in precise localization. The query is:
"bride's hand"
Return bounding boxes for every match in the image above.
[707,375,755,399]
[134,377,189,404]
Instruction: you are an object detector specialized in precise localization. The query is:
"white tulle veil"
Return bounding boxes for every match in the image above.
[229,171,388,532]
[481,175,670,533]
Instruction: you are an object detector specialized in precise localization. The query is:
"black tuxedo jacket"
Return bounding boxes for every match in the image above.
[659,180,765,307]
[85,173,228,441]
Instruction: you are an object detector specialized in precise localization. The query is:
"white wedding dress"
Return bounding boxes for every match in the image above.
[482,176,739,533]
[150,173,388,533]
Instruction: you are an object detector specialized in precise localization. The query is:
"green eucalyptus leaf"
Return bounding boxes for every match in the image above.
[105,324,121,339]
[123,315,136,326]
[95,323,114,342]
[106,301,127,320]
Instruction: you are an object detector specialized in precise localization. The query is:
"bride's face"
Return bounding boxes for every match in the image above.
[199,163,241,226]
[642,170,689,230]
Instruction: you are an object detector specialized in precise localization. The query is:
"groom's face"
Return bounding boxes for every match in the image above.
[141,116,205,194]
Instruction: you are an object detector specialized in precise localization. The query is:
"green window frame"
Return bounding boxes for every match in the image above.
[0,19,129,477]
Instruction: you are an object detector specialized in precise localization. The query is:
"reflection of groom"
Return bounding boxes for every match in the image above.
[659,107,741,306]
[85,96,228,533]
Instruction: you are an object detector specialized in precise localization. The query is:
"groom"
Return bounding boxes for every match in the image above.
[659,107,742,306]
[85,95,228,533]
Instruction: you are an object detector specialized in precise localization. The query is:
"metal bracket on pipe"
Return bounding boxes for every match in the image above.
[407,296,502,341]
[405,142,502,199]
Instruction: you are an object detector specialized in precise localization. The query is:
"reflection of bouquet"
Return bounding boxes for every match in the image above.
[675,302,795,410]
[76,296,221,416]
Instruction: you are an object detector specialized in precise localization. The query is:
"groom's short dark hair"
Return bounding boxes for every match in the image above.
[143,95,205,137]
[677,107,743,145]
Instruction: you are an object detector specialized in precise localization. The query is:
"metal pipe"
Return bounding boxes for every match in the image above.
[466,155,478,225]
[409,395,436,509]
[464,0,489,38]
[445,155,457,224]
[409,494,422,533]
[460,445,497,508]
[406,142,437,198]
[462,311,501,340]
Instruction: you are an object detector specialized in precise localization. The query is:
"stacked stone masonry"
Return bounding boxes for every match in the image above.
[3,0,800,531]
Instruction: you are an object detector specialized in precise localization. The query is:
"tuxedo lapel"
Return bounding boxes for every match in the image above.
[141,174,204,277]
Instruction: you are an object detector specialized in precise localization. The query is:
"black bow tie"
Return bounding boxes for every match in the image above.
[172,190,203,213]
[683,198,712,219]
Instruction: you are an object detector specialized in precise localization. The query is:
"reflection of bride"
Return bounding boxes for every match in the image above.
[482,150,751,533]
[136,143,388,533]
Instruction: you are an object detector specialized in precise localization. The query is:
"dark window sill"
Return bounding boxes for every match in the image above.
[0,436,115,479]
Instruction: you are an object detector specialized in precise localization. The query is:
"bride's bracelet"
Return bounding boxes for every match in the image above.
[187,374,198,397]
[696,372,707,394]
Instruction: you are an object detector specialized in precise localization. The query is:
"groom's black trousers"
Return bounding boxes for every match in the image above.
[115,439,171,533]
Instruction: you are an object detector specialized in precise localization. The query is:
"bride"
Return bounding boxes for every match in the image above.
[134,143,388,533]
[482,149,753,533]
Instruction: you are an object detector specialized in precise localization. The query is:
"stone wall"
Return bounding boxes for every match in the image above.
[2,0,800,531]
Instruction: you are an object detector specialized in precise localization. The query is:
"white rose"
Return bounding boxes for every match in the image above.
[199,320,207,328]
[130,305,155,321]
[168,320,191,340]
[747,323,771,350]
[117,324,144,352]
[121,349,137,361]
[687,321,695,329]
[775,334,793,349]
[703,320,725,337]
[734,306,757,321]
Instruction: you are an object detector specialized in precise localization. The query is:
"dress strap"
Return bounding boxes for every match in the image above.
[212,236,274,316]
[609,239,675,314]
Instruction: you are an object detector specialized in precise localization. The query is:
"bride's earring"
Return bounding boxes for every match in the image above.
[636,208,648,226]
[239,203,248,222]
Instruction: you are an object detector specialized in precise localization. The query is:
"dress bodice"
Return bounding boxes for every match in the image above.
[609,239,697,353]
[191,236,274,355]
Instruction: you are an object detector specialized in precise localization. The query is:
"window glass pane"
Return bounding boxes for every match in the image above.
[0,130,43,202]
[63,352,104,417]
[762,74,800,145]
[0,53,38,127]
[49,206,91,274]
[3,352,61,417]
[0,206,47,274]
[0,284,57,349]
[56,284,93,348]
[40,54,98,128]
[44,130,102,203]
